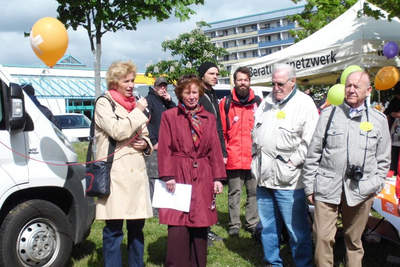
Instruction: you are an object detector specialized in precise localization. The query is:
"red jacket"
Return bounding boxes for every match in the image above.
[219,88,259,170]
[157,106,226,227]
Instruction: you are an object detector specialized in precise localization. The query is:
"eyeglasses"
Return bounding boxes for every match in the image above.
[272,79,290,87]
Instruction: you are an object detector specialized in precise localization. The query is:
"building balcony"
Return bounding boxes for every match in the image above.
[258,23,295,35]
[226,43,258,52]
[211,30,258,42]
[220,57,258,66]
[258,38,294,48]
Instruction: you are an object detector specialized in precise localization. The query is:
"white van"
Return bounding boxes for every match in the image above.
[0,67,94,267]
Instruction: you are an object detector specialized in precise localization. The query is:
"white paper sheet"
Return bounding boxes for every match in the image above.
[152,179,192,212]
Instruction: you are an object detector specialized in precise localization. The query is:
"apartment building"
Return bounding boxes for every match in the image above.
[203,6,304,84]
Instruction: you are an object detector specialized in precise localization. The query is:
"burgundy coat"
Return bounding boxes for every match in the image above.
[157,106,226,227]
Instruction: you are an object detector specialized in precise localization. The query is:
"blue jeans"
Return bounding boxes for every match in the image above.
[103,219,145,267]
[257,187,312,267]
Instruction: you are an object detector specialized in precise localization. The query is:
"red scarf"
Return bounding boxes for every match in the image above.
[178,103,203,149]
[109,89,136,112]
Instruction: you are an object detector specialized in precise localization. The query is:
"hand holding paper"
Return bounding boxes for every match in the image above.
[152,179,192,212]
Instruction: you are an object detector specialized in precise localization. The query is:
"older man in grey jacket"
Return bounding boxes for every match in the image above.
[302,71,391,267]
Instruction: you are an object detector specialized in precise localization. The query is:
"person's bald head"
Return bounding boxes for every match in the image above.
[345,71,372,108]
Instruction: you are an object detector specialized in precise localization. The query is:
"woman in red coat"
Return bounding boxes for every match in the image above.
[157,75,226,267]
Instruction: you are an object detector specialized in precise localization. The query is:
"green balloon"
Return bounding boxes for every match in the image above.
[340,65,363,84]
[327,84,345,106]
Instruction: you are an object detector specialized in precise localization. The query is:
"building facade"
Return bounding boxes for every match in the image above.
[203,6,304,84]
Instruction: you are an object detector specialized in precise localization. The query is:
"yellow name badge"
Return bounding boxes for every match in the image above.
[276,110,286,119]
[360,121,373,132]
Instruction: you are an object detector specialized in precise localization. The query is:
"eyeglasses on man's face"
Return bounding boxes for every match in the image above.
[272,79,290,88]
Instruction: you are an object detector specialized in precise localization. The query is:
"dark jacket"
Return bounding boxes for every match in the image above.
[199,87,228,157]
[158,106,226,227]
[146,87,176,145]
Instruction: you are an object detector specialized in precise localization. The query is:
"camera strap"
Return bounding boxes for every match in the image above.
[346,102,369,174]
[361,103,370,171]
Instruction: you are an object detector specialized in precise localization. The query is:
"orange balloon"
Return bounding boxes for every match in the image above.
[30,17,68,67]
[374,66,400,90]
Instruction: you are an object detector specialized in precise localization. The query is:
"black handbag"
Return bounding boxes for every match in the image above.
[85,96,116,197]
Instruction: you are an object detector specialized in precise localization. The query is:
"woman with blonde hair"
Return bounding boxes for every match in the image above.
[95,60,152,267]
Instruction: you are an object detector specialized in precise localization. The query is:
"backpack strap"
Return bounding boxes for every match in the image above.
[319,106,336,163]
[254,95,262,106]
[322,106,336,150]
[224,95,232,131]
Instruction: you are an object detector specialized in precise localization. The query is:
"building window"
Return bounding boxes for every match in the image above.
[211,31,216,38]
[223,41,228,48]
[223,30,228,36]
[261,23,270,29]
[67,98,94,119]
[252,37,258,44]
[252,50,258,57]
[251,24,257,31]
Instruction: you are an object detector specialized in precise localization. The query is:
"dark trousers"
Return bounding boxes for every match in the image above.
[391,146,399,175]
[165,226,208,267]
[103,219,145,267]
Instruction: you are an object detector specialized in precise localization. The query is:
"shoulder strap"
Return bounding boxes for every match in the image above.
[224,95,232,130]
[255,95,262,106]
[322,107,336,151]
[86,95,117,164]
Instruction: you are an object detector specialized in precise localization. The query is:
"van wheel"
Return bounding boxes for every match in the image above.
[0,200,73,267]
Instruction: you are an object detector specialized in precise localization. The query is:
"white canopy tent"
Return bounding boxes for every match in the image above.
[231,0,400,86]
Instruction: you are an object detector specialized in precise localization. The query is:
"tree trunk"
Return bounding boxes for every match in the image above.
[94,41,102,98]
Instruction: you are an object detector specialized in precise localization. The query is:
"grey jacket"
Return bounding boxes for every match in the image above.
[302,103,391,207]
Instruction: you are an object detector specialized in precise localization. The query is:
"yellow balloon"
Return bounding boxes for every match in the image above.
[374,66,400,90]
[340,65,363,84]
[327,84,345,106]
[30,17,68,67]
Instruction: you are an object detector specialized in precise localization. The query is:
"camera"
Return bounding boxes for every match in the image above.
[347,165,364,181]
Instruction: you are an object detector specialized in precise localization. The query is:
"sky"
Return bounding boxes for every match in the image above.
[0,0,305,73]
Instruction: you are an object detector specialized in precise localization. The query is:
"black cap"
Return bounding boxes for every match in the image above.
[154,77,168,87]
[197,62,218,78]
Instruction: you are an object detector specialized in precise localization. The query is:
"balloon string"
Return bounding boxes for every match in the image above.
[0,123,148,167]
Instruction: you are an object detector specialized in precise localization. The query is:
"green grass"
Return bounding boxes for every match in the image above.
[70,142,399,267]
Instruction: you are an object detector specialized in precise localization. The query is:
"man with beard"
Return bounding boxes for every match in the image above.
[219,66,260,237]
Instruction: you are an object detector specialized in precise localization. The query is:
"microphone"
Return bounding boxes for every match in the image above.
[133,90,150,118]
